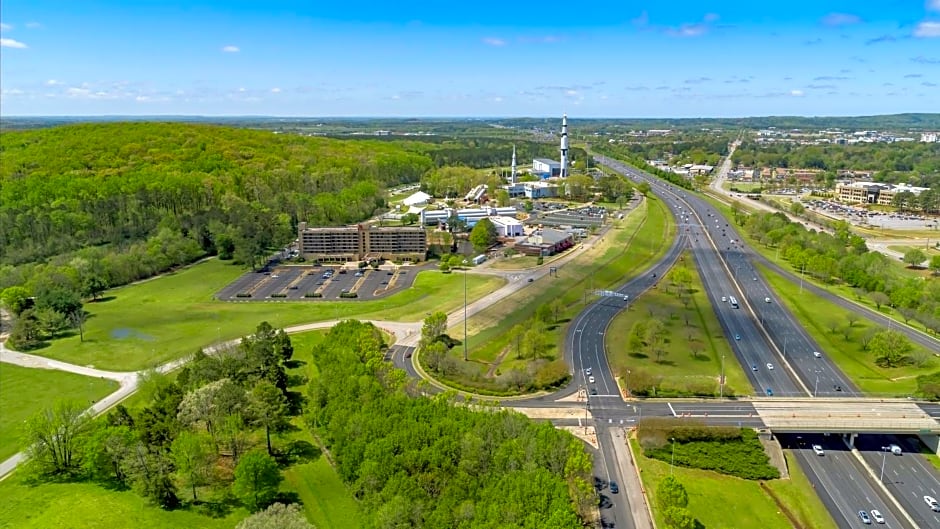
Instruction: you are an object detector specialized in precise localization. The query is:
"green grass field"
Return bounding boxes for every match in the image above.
[283,458,361,529]
[630,437,826,529]
[606,251,750,397]
[28,259,503,372]
[763,453,838,529]
[0,365,119,461]
[760,263,935,396]
[0,479,247,529]
[487,255,542,270]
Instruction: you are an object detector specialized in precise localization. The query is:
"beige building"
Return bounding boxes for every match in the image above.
[298,223,427,262]
[835,182,930,205]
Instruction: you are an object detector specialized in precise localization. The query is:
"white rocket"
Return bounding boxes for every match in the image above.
[560,114,569,178]
[510,144,517,184]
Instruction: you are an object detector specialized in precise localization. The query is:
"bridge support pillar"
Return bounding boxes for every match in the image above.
[918,434,940,455]
[843,432,857,448]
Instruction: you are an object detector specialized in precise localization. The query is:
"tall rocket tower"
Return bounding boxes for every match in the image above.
[560,114,569,178]
[510,145,517,184]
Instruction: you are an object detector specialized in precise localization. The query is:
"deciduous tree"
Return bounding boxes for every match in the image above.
[234,450,283,512]
[23,400,92,476]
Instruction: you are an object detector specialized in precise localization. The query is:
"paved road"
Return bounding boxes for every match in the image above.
[856,434,940,528]
[594,154,924,528]
[781,433,918,529]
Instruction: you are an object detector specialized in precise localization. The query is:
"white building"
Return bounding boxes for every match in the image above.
[490,216,524,237]
[524,181,560,198]
[402,191,432,207]
[533,158,561,177]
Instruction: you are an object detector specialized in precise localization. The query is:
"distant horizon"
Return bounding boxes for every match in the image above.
[3,112,939,121]
[2,0,939,116]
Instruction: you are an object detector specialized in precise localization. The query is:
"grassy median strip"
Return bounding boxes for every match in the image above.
[759,263,935,395]
[763,452,839,529]
[606,250,749,397]
[27,259,503,372]
[0,365,119,461]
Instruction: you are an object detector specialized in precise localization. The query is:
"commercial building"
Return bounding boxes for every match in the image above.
[419,206,519,226]
[298,222,427,262]
[490,216,525,237]
[533,158,561,177]
[835,181,930,205]
[515,228,574,256]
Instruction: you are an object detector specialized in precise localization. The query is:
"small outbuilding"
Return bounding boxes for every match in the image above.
[402,191,432,207]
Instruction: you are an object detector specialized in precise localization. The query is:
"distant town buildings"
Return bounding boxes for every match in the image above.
[297,222,427,262]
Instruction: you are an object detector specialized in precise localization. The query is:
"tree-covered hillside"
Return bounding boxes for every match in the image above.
[0,122,434,267]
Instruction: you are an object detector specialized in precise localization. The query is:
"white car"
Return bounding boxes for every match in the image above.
[766,363,774,370]
[870,510,885,524]
[585,367,592,376]
[721,296,727,302]
[926,496,940,511]
[813,351,822,358]
[812,445,824,456]
[588,376,595,384]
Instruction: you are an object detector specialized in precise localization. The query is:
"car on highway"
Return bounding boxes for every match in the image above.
[764,297,771,303]
[858,510,871,524]
[609,481,619,494]
[813,351,822,358]
[752,364,758,371]
[765,388,773,396]
[869,510,884,524]
[925,495,940,511]
[888,444,902,455]
[590,388,598,396]
[734,334,740,340]
[812,445,824,456]
[527,278,534,282]
[766,363,774,370]
[585,367,592,376]
[721,296,727,302]
[588,376,595,384]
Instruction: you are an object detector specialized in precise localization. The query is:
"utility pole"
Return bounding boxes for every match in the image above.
[463,264,468,361]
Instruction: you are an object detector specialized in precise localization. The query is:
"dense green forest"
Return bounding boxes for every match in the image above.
[596,133,731,166]
[307,320,593,528]
[732,140,940,187]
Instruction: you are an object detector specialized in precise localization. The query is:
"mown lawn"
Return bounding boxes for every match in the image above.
[763,453,838,529]
[606,251,750,397]
[0,365,119,461]
[630,437,805,529]
[760,263,935,396]
[27,258,502,372]
[283,458,361,529]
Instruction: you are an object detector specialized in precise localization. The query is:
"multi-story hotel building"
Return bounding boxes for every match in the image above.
[297,223,427,262]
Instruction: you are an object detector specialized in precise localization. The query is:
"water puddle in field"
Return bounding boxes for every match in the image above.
[110,327,156,341]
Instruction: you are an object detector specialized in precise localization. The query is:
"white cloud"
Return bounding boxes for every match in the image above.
[821,13,861,26]
[221,45,240,52]
[270,87,281,93]
[237,87,246,92]
[914,21,940,37]
[929,0,940,12]
[482,37,506,46]
[790,89,805,96]
[45,79,62,86]
[0,23,12,31]
[0,38,28,49]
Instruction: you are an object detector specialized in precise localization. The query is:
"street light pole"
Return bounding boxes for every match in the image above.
[463,265,468,361]
[814,372,819,398]
[671,438,676,476]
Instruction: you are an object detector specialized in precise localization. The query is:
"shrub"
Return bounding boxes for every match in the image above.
[304,292,322,298]
[236,293,252,298]
[270,293,287,298]
[339,292,358,298]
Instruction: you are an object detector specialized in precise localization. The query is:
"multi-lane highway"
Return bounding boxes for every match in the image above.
[855,434,940,528]
[593,154,935,529]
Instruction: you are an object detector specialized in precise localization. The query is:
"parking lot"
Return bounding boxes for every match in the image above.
[216,263,435,302]
[806,199,939,230]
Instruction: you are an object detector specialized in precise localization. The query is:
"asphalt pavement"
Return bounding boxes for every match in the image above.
[855,434,940,528]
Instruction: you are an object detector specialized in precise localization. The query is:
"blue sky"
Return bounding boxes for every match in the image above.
[1,0,939,117]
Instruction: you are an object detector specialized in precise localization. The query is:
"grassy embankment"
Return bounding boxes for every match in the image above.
[425,195,676,394]
[606,250,750,397]
[630,437,835,529]
[0,365,119,461]
[759,263,935,396]
[0,329,360,529]
[27,259,503,372]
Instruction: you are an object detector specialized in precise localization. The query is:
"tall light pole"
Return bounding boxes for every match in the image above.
[720,355,726,399]
[671,438,677,476]
[880,446,889,482]
[463,262,468,361]
[814,371,820,398]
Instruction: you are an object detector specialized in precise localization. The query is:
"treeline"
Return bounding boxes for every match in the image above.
[732,140,940,188]
[0,122,436,267]
[307,320,592,528]
[23,322,303,514]
[593,144,694,190]
[738,211,940,335]
[603,133,731,166]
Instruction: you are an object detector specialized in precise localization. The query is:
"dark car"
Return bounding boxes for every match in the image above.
[765,388,774,396]
[858,510,871,524]
[609,482,619,494]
